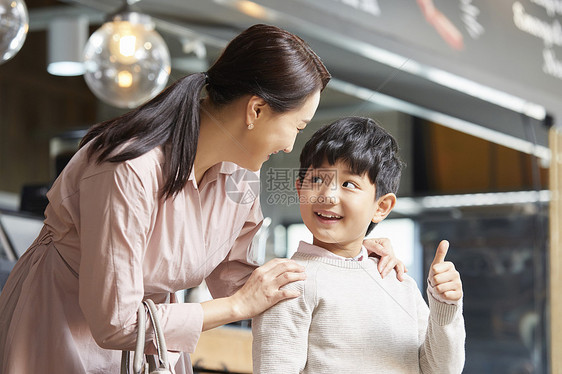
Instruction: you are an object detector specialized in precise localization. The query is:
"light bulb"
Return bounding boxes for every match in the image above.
[118,34,136,58]
[83,12,170,109]
[0,0,29,64]
[117,70,133,87]
[107,21,141,64]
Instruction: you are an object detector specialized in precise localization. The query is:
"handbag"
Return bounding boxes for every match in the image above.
[120,299,171,374]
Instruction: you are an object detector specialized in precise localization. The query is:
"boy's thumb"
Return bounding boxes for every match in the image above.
[431,240,449,265]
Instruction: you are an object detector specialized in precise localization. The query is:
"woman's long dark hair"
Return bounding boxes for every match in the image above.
[80,24,331,199]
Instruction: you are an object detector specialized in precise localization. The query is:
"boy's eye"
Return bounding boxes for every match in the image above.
[342,181,357,189]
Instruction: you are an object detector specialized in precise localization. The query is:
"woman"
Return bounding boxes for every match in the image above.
[0,24,405,373]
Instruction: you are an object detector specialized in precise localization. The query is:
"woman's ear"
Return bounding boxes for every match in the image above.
[371,193,397,223]
[295,179,302,196]
[245,95,268,126]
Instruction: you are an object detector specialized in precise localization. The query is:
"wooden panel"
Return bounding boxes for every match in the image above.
[429,122,491,193]
[426,122,549,194]
[549,127,562,374]
[0,29,96,194]
[191,326,252,373]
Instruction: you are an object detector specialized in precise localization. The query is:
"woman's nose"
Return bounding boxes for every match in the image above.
[284,133,300,153]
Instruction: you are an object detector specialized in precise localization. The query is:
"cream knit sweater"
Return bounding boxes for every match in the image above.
[252,242,465,374]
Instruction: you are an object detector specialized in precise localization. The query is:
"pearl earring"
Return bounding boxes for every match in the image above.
[248,123,254,130]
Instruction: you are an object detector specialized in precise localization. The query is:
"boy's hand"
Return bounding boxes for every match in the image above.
[428,240,463,302]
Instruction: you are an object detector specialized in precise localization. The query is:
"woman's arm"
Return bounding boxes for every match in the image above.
[78,160,204,354]
[201,258,306,330]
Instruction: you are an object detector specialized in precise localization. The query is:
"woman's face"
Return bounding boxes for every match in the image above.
[242,90,321,171]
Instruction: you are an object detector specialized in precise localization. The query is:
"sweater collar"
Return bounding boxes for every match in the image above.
[296,241,367,261]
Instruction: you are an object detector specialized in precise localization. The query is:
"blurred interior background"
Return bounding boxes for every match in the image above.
[1,1,561,373]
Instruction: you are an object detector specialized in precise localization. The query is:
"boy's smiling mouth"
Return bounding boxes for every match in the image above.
[314,210,343,220]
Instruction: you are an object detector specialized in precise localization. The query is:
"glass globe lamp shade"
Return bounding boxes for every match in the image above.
[83,12,171,109]
[0,0,29,64]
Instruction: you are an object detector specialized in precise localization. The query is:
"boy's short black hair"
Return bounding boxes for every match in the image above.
[298,116,404,235]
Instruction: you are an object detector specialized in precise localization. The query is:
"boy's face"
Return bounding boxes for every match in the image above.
[297,159,395,257]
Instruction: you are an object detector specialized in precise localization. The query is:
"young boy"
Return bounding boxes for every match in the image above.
[252,117,465,373]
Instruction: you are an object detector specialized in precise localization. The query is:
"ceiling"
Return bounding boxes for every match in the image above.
[26,0,552,157]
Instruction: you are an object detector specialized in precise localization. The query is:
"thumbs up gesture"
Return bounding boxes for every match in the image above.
[428,240,463,302]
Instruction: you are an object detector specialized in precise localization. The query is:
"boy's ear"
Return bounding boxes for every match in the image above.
[246,95,268,125]
[371,193,397,223]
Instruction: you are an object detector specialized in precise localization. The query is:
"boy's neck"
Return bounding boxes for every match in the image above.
[312,237,363,258]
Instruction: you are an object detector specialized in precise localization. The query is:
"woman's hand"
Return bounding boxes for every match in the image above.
[428,240,463,303]
[232,258,306,319]
[201,258,305,330]
[363,237,407,281]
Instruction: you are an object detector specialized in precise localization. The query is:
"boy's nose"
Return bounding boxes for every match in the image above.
[317,183,339,204]
[322,193,338,205]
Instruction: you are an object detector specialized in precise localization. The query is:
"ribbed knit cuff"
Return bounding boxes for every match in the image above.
[427,291,462,326]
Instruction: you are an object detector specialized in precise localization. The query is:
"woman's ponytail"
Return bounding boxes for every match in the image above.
[161,72,207,199]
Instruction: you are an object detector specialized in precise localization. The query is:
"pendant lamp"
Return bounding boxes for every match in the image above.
[0,0,29,64]
[83,2,170,108]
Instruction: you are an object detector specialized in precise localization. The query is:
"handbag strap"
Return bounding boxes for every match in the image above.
[144,299,169,370]
[121,350,130,374]
[132,302,148,373]
[120,299,170,374]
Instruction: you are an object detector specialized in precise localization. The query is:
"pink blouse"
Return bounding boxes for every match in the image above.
[0,145,263,373]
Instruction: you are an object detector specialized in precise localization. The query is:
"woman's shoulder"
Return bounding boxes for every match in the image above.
[75,142,163,176]
[121,147,165,178]
[75,145,165,195]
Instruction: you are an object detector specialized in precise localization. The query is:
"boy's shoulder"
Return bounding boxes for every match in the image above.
[366,256,419,290]
[289,253,324,277]
[290,252,418,289]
